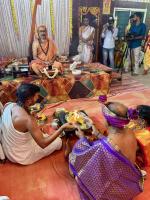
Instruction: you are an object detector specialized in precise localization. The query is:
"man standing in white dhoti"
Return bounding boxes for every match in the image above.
[0,83,73,165]
[77,17,95,63]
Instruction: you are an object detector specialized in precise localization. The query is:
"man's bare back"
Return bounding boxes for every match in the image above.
[11,104,30,133]
[108,128,137,164]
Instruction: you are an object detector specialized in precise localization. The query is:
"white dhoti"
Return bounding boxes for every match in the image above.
[78,43,93,63]
[1,103,62,165]
[76,25,95,64]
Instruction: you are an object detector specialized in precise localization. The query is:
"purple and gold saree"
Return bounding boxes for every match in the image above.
[69,137,143,200]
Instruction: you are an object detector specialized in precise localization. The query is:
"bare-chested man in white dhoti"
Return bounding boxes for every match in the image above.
[0,83,74,165]
[77,17,95,63]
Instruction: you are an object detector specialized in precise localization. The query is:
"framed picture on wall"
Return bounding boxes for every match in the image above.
[103,0,112,15]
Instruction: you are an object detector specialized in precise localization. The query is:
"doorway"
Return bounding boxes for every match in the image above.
[113,8,147,38]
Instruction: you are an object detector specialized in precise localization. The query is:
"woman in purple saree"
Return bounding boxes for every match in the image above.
[69,96,143,200]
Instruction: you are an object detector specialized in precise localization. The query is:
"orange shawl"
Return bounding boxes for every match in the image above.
[34,38,57,62]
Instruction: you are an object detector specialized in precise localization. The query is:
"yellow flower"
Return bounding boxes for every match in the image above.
[50,0,55,36]
[69,0,73,38]
[10,0,19,34]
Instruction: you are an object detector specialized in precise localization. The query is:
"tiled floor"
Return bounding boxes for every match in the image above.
[126,67,150,88]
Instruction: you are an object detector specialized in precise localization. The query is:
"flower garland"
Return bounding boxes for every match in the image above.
[10,0,19,35]
[69,0,72,38]
[30,0,34,14]
[50,0,55,37]
[40,68,59,79]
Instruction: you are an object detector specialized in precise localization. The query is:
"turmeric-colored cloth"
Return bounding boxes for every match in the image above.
[144,44,150,71]
[135,129,150,167]
[144,30,150,71]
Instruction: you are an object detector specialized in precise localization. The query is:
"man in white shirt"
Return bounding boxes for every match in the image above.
[101,17,118,69]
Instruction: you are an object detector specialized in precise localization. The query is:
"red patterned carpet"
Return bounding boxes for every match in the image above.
[0,90,150,200]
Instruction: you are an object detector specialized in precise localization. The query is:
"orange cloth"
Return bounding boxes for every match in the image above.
[30,38,63,74]
[30,60,62,72]
[143,30,150,71]
[34,38,57,62]
[135,129,150,166]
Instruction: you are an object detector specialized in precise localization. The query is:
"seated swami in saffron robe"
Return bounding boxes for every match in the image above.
[69,96,143,200]
[30,25,62,77]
